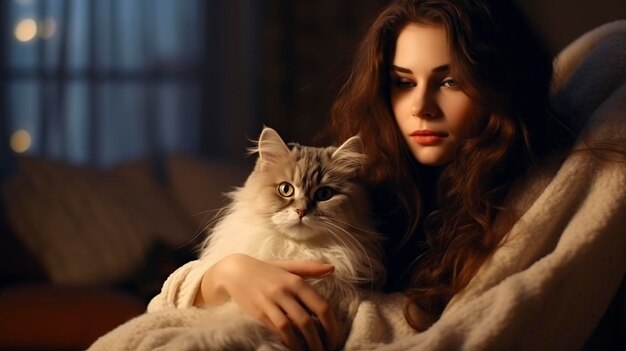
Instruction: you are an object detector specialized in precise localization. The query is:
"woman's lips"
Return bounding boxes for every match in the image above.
[410,130,448,145]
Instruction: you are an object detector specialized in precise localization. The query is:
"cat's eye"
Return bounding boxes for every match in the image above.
[314,187,334,201]
[277,182,294,197]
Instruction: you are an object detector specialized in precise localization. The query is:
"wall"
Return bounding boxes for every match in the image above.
[519,0,625,54]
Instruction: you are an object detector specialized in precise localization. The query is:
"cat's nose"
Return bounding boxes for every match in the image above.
[295,208,306,219]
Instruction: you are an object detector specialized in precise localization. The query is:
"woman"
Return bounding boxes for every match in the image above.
[148,0,617,350]
[329,0,571,329]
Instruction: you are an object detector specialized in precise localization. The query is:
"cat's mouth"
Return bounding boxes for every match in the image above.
[278,221,325,242]
[272,212,327,241]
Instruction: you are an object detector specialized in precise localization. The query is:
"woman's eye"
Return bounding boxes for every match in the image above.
[394,78,415,89]
[442,79,459,88]
[277,182,294,197]
[314,187,334,201]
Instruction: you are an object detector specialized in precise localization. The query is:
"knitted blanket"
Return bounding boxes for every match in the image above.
[89,21,626,351]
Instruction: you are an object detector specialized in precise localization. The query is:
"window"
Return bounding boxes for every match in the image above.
[2,0,208,167]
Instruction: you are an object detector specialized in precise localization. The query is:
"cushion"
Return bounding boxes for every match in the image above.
[1,156,196,285]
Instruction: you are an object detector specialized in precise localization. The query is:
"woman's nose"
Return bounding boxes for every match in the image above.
[410,87,438,119]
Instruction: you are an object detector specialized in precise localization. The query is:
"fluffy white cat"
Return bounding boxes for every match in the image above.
[195,127,385,350]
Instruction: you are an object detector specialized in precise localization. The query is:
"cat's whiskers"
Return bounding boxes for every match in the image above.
[321,218,365,253]
[313,228,357,286]
[318,221,355,254]
[201,206,232,232]
[326,217,381,235]
[179,206,232,252]
[318,220,378,288]
[317,224,372,287]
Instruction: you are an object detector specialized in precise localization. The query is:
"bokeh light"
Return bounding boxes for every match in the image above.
[40,18,57,39]
[15,18,38,42]
[10,129,32,153]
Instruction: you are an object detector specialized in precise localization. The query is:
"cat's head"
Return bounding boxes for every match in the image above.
[244,127,372,242]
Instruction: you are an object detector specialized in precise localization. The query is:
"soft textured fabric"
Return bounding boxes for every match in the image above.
[1,158,195,285]
[89,21,626,351]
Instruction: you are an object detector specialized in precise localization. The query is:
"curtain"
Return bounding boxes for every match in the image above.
[0,0,391,181]
[0,0,262,177]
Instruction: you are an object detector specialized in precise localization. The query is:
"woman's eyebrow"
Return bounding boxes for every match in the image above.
[432,64,450,73]
[391,65,412,74]
[391,64,450,73]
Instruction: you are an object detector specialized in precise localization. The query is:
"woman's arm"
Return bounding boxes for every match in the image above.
[147,258,212,311]
[149,253,340,351]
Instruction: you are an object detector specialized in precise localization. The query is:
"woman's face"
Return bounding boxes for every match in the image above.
[390,23,486,166]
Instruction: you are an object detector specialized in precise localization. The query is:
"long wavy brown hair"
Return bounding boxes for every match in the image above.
[329,0,569,330]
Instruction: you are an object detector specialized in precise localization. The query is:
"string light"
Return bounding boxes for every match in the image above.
[10,129,32,153]
[15,18,37,42]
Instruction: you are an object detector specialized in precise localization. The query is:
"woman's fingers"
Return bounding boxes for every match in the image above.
[279,296,324,351]
[294,281,340,350]
[274,260,335,278]
[275,261,340,349]
[262,302,301,351]
[214,255,339,350]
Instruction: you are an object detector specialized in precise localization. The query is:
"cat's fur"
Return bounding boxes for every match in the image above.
[196,127,385,350]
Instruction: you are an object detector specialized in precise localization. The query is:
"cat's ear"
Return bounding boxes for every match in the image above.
[255,127,290,170]
[331,135,365,174]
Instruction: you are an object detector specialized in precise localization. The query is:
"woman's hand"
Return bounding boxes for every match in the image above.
[194,253,339,351]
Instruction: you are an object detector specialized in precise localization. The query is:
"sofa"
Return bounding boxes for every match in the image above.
[0,153,248,350]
